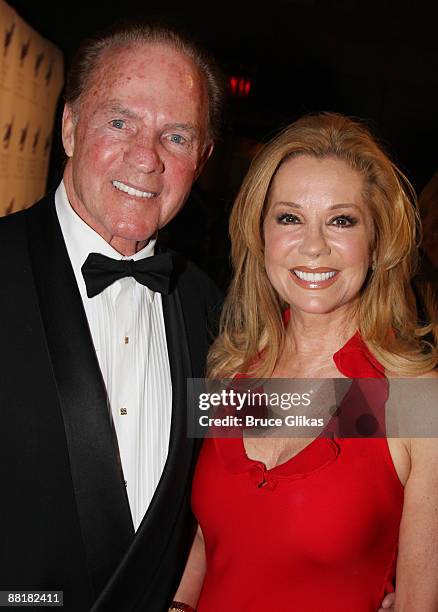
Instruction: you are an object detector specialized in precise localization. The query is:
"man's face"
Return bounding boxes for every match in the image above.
[62,42,212,255]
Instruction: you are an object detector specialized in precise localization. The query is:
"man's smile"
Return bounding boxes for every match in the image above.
[111,180,158,199]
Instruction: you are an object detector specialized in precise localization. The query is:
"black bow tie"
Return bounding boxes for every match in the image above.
[81,252,173,298]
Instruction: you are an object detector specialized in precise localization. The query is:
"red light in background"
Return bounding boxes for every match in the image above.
[228,75,252,98]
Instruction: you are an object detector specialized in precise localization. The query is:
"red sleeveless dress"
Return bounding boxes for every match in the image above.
[192,332,404,611]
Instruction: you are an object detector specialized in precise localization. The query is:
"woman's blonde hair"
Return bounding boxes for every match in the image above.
[208,112,437,378]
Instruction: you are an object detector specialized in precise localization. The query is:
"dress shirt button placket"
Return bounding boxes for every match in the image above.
[113,277,136,510]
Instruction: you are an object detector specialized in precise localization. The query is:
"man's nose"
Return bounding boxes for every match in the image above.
[123,134,164,174]
[298,224,331,258]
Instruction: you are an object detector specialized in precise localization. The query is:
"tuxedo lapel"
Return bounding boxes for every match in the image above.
[25,196,135,598]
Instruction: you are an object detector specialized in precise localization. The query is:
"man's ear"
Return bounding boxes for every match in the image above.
[195,141,214,180]
[62,104,76,158]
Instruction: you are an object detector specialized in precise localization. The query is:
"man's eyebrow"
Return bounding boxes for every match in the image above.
[162,123,199,135]
[104,103,139,119]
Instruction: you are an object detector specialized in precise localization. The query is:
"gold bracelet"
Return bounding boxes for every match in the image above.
[169,602,196,612]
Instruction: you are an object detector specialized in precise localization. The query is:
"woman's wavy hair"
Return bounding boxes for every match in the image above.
[208,112,437,378]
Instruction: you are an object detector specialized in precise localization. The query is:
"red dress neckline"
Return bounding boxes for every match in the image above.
[283,306,385,379]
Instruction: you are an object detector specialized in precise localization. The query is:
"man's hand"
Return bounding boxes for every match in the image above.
[378,592,395,610]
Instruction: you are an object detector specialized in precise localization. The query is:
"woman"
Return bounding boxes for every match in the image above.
[169,113,438,611]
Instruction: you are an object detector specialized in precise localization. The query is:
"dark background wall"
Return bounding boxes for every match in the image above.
[7,0,438,287]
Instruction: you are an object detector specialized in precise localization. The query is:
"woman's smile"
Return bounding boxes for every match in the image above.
[290,266,339,289]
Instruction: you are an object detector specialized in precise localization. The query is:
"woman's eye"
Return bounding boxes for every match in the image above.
[277,213,301,224]
[110,119,125,129]
[330,215,357,227]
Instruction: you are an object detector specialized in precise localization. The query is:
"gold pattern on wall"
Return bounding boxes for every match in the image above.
[0,0,64,216]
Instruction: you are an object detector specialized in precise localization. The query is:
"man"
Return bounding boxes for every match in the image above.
[0,23,222,611]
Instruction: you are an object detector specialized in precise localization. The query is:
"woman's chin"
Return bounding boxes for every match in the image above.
[287,298,356,317]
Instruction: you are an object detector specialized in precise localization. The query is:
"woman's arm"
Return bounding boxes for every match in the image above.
[170,524,206,610]
[395,435,438,611]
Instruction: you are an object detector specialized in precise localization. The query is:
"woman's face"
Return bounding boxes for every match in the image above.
[263,155,374,317]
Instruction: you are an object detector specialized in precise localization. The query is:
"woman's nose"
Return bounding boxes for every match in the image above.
[298,224,331,258]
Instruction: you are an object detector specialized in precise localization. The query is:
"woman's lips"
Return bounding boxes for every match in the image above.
[290,267,339,289]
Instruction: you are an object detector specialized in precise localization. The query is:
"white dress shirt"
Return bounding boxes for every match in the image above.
[55,182,172,530]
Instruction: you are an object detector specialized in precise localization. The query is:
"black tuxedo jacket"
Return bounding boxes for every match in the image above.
[0,194,222,611]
